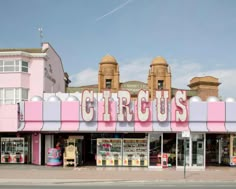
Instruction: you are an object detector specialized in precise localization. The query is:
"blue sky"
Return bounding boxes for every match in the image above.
[1,0,236,99]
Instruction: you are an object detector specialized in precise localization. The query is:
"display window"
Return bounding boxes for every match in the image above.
[230,135,236,166]
[123,139,148,167]
[149,134,162,167]
[163,133,176,167]
[1,137,25,163]
[233,137,236,156]
[96,139,122,166]
[96,138,148,167]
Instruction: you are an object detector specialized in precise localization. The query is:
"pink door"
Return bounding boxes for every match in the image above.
[32,134,40,165]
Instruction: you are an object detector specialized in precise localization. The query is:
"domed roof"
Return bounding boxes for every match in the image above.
[207,96,219,102]
[225,97,236,102]
[100,54,117,64]
[30,96,43,101]
[66,96,79,101]
[48,96,61,102]
[189,96,202,103]
[151,56,167,65]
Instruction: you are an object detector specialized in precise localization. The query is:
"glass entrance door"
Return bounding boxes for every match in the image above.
[149,133,162,167]
[177,133,205,168]
[191,134,205,167]
[177,133,190,166]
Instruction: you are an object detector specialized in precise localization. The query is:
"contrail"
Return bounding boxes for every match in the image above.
[96,0,133,21]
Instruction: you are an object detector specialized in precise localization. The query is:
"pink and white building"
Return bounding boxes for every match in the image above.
[0,43,66,165]
[3,89,236,170]
[1,47,236,170]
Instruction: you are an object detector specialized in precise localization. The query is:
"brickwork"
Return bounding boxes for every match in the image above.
[188,76,221,100]
[71,56,220,101]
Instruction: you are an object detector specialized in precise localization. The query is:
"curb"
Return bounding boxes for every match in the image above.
[1,179,236,185]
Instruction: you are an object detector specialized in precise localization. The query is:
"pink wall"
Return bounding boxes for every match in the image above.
[207,102,226,132]
[43,43,65,93]
[28,59,45,98]
[24,102,43,121]
[61,101,80,131]
[0,73,30,88]
[24,101,43,131]
[0,105,17,132]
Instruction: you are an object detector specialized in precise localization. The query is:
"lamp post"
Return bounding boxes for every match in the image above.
[184,138,186,179]
[182,131,190,179]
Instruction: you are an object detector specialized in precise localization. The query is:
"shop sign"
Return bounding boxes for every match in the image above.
[44,67,56,84]
[81,89,187,123]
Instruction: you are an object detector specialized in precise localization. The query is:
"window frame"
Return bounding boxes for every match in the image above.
[157,80,164,90]
[0,88,29,104]
[0,60,29,73]
[105,79,112,89]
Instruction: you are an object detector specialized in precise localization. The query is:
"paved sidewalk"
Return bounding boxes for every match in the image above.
[0,165,236,183]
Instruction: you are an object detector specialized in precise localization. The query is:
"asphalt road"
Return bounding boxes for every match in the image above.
[0,182,236,189]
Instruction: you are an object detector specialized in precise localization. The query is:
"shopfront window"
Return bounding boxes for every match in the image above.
[149,133,162,166]
[1,137,25,163]
[96,139,122,166]
[233,137,236,156]
[163,133,176,166]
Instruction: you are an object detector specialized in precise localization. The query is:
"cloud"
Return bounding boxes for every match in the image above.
[169,59,236,99]
[70,58,236,99]
[70,68,98,86]
[119,57,151,82]
[96,0,133,21]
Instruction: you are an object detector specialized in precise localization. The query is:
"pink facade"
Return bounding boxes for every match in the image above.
[0,43,65,101]
[207,102,226,132]
[0,43,66,131]
[24,101,43,131]
[0,72,30,88]
[42,44,65,93]
[0,43,66,165]
[61,101,80,131]
[13,91,236,133]
[0,105,17,132]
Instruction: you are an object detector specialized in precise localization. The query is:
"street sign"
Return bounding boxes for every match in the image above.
[182,131,190,138]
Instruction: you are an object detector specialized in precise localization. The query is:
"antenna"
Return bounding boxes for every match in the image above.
[38,27,43,46]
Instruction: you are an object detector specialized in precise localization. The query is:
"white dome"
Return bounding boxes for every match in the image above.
[30,96,43,101]
[189,96,202,103]
[207,96,219,102]
[66,96,79,101]
[225,97,236,102]
[48,96,61,102]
